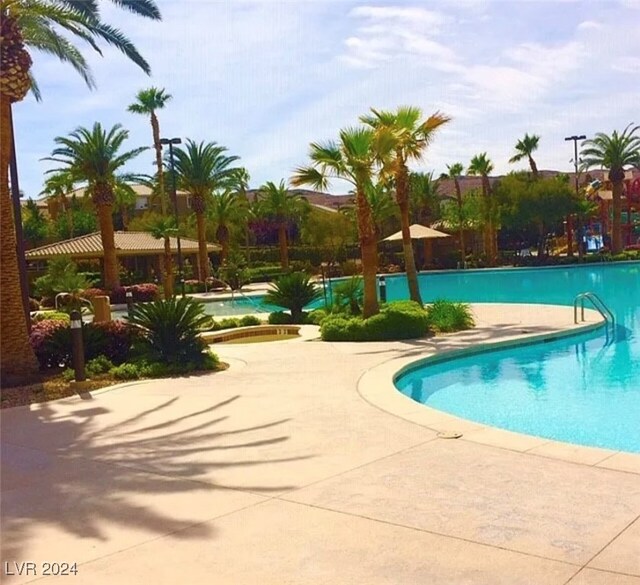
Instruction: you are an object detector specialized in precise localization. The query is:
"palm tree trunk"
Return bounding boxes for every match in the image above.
[163,237,174,298]
[529,156,539,179]
[396,165,422,305]
[278,222,289,269]
[454,179,465,264]
[151,112,166,215]
[0,97,39,384]
[612,180,623,254]
[355,184,379,318]
[96,203,120,289]
[196,211,210,281]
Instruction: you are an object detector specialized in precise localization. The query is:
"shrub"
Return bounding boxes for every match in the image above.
[32,311,70,324]
[128,297,210,366]
[341,260,361,276]
[425,300,475,333]
[61,368,75,382]
[218,251,250,290]
[320,300,429,341]
[34,257,96,300]
[29,319,133,369]
[239,315,261,326]
[305,309,328,325]
[82,287,108,300]
[109,284,158,304]
[264,272,322,323]
[219,318,240,329]
[268,311,293,325]
[86,355,114,376]
[110,363,140,381]
[245,264,286,283]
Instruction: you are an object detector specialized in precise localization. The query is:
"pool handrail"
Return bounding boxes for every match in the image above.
[573,292,615,332]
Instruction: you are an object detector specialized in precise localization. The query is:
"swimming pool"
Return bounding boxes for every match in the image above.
[394,262,640,453]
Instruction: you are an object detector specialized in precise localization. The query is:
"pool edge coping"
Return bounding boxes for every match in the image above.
[356,307,640,475]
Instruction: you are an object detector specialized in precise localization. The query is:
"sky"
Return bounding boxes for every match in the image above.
[14,0,640,198]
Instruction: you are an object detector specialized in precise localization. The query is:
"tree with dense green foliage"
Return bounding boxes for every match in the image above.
[408,171,441,225]
[41,169,74,235]
[33,256,95,310]
[264,272,322,323]
[127,87,172,213]
[496,172,574,257]
[292,126,393,318]
[467,153,497,264]
[170,140,241,280]
[255,180,309,270]
[22,198,49,247]
[581,125,640,253]
[361,106,450,305]
[53,197,97,240]
[509,133,540,178]
[440,163,466,261]
[45,123,147,288]
[1,0,160,383]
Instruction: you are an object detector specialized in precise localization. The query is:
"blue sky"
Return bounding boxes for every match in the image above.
[15,0,640,198]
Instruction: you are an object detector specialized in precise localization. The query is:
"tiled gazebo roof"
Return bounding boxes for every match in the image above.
[26,232,219,260]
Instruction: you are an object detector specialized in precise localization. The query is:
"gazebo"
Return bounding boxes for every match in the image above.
[382,224,451,266]
[25,232,220,281]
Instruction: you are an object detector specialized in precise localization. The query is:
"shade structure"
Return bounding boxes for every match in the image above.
[382,224,451,268]
[382,224,451,242]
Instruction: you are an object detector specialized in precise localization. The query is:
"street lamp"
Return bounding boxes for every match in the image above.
[565,134,587,258]
[159,137,185,297]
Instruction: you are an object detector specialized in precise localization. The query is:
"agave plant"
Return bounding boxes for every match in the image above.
[128,297,210,365]
[264,272,322,323]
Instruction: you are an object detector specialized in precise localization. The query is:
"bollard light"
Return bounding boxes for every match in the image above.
[126,290,134,319]
[379,275,387,303]
[70,310,86,382]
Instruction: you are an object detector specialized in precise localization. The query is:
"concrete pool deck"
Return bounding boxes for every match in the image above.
[1,303,639,584]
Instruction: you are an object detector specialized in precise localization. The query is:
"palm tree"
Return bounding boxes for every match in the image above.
[292,126,391,318]
[113,180,136,230]
[581,125,640,253]
[171,140,241,281]
[441,163,466,262]
[127,87,172,214]
[45,123,148,288]
[148,216,177,299]
[255,180,309,270]
[509,133,540,178]
[41,169,75,233]
[409,171,441,225]
[1,0,159,383]
[361,106,450,305]
[467,153,496,265]
[209,189,249,265]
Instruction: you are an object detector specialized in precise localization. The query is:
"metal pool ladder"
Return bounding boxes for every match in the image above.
[574,292,615,333]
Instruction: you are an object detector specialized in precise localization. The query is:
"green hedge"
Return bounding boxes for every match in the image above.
[425,300,475,333]
[320,301,429,341]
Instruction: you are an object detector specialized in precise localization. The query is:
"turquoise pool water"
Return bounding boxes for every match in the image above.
[394,262,640,453]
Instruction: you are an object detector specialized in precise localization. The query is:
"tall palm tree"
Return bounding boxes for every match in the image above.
[509,133,540,178]
[127,87,172,214]
[45,123,147,288]
[171,140,241,281]
[113,180,136,230]
[292,126,392,318]
[209,189,249,265]
[409,171,441,225]
[148,215,176,299]
[440,163,466,262]
[41,169,75,233]
[361,106,450,305]
[255,180,309,270]
[0,0,159,383]
[467,153,496,265]
[581,124,640,253]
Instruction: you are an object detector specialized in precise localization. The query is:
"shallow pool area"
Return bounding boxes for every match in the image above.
[394,262,640,453]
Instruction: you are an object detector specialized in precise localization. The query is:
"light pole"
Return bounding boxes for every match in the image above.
[159,137,185,297]
[565,134,586,259]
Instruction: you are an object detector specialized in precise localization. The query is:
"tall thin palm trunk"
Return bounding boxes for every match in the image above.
[0,97,39,383]
[355,184,379,318]
[396,164,422,304]
[151,112,166,215]
[163,237,174,298]
[611,179,623,253]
